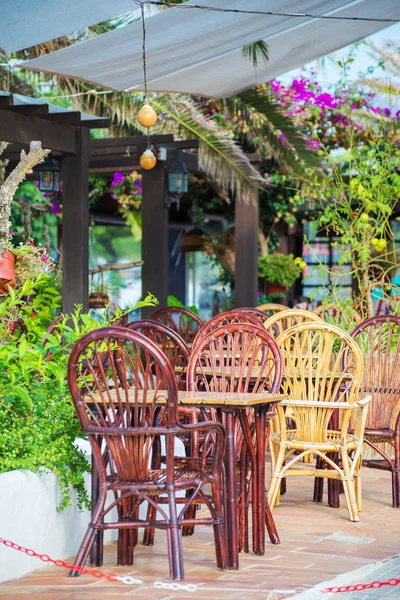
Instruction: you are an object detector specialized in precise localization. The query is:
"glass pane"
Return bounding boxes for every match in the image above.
[187,252,226,320]
[89,225,142,309]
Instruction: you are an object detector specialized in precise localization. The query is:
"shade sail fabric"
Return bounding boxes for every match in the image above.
[0,0,135,54]
[19,0,400,98]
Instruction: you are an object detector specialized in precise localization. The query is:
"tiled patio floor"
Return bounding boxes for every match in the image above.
[1,468,399,600]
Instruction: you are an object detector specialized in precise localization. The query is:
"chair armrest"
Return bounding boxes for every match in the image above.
[181,421,225,475]
[357,395,372,407]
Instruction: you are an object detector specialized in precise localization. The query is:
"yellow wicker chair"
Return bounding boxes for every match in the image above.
[265,309,324,466]
[268,322,371,522]
[263,309,323,338]
[257,303,287,316]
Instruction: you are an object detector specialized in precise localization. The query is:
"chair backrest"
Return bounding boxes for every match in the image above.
[125,320,190,389]
[264,309,323,338]
[68,326,179,481]
[350,315,400,430]
[187,323,283,394]
[193,309,261,346]
[276,322,363,442]
[150,306,203,344]
[257,303,287,316]
[231,307,274,325]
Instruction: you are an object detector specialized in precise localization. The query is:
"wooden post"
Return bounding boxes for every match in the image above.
[235,193,259,307]
[62,127,90,313]
[141,160,168,317]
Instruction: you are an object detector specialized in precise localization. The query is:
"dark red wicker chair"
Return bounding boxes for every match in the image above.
[192,309,262,346]
[187,322,283,552]
[150,306,203,344]
[68,326,227,579]
[350,315,400,507]
[230,307,273,325]
[125,320,198,541]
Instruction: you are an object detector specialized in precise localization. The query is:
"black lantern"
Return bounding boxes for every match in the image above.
[168,159,188,194]
[37,157,61,192]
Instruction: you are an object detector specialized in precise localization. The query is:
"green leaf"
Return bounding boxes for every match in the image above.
[242,40,269,67]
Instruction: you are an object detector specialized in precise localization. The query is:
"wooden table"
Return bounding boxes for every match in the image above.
[86,388,286,570]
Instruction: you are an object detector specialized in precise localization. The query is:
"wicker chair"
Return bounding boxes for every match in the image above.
[350,315,400,507]
[231,307,275,325]
[257,303,287,316]
[263,309,323,338]
[68,326,227,579]
[268,322,371,522]
[187,323,283,552]
[125,320,200,540]
[193,309,261,346]
[150,306,203,344]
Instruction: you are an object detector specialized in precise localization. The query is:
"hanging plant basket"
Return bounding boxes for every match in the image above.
[266,282,286,296]
[0,250,16,295]
[216,249,235,273]
[89,292,109,309]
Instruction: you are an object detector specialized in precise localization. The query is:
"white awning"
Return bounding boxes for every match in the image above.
[0,0,135,54]
[19,0,400,98]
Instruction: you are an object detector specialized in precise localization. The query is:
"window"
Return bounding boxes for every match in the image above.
[302,222,352,301]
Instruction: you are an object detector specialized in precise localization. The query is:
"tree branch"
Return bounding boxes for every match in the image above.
[89,261,143,275]
[0,141,50,255]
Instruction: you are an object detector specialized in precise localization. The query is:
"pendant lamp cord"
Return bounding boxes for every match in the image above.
[139,0,148,102]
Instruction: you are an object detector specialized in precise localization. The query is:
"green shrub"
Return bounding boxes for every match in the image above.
[258,253,301,287]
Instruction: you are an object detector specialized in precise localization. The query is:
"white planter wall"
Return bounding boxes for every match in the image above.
[0,468,116,583]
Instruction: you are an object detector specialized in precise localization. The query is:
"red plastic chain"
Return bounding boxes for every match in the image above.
[323,577,400,593]
[0,537,119,583]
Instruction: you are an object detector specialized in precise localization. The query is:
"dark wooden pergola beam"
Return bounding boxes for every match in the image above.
[0,109,77,153]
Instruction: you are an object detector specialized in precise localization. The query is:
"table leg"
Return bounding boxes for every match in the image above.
[254,406,266,554]
[224,410,239,569]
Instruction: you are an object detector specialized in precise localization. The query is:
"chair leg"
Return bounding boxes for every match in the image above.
[167,525,184,580]
[166,488,184,580]
[143,500,157,546]
[265,497,280,544]
[268,446,286,509]
[313,455,324,503]
[239,449,249,553]
[211,479,228,570]
[70,491,107,577]
[391,469,400,508]
[182,489,196,537]
[340,452,359,522]
[354,457,362,513]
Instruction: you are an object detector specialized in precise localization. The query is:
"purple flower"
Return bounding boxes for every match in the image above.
[383,107,391,116]
[21,197,28,204]
[35,182,40,189]
[278,132,286,146]
[257,292,263,298]
[112,171,125,187]
[306,138,321,151]
[42,193,49,199]
[110,193,117,200]
[49,200,60,214]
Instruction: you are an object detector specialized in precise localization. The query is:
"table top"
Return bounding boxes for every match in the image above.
[84,389,286,408]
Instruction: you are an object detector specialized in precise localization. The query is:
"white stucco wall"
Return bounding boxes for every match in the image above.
[0,468,119,583]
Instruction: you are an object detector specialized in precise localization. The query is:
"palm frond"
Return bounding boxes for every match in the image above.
[226,88,321,176]
[356,77,400,97]
[242,41,269,67]
[150,96,265,202]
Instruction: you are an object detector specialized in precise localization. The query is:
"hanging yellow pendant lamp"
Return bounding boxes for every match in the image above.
[138,103,157,128]
[140,148,157,170]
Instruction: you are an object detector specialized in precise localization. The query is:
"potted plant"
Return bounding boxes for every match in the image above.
[258,253,302,295]
[0,250,16,295]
